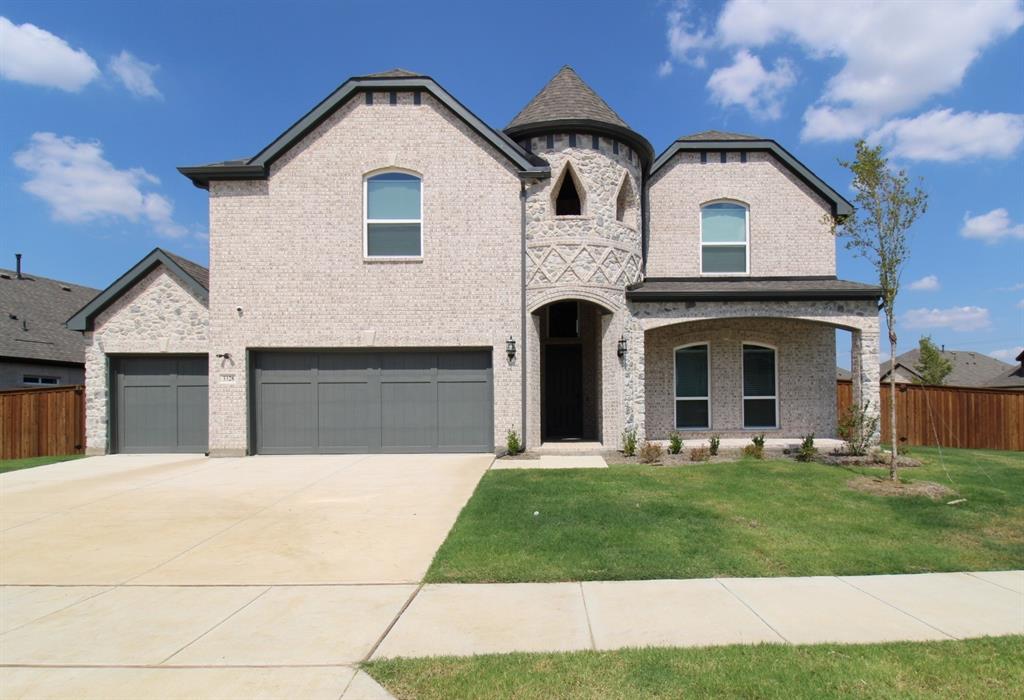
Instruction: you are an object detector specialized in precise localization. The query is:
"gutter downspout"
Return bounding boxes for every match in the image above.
[520,181,528,450]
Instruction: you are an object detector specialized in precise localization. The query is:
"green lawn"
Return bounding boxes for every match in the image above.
[0,454,86,474]
[425,446,1023,582]
[365,636,1024,700]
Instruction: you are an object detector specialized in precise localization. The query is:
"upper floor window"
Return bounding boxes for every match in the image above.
[554,163,584,216]
[743,343,777,428]
[701,202,748,275]
[364,171,421,257]
[675,343,710,429]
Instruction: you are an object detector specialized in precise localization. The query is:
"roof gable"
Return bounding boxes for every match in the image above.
[180,73,549,189]
[651,135,854,218]
[67,249,209,331]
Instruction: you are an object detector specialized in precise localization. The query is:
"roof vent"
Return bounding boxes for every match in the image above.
[61,285,71,292]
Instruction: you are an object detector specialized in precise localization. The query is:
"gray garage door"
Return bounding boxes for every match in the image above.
[113,356,209,453]
[253,350,493,454]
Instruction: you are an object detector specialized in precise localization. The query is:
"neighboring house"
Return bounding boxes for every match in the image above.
[1,257,99,389]
[879,348,1013,388]
[983,350,1024,390]
[69,66,882,456]
[836,367,852,381]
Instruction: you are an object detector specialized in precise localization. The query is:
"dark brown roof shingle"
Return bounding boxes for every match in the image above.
[507,66,630,130]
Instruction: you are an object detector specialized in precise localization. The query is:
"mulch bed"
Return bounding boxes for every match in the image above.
[821,453,923,468]
[847,475,957,501]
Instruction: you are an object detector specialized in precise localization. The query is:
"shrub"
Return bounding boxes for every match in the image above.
[752,433,766,449]
[668,432,683,455]
[505,428,521,455]
[709,434,721,456]
[622,429,638,457]
[795,433,818,462]
[838,401,880,456]
[742,442,765,460]
[638,441,663,464]
[689,445,710,462]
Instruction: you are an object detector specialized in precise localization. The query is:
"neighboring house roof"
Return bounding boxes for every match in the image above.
[625,276,882,302]
[837,367,852,381]
[879,348,1014,388]
[179,70,549,189]
[650,132,854,218]
[0,265,99,366]
[983,353,1024,390]
[67,248,209,332]
[504,65,654,167]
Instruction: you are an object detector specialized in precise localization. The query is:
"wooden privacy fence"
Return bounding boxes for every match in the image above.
[0,385,85,460]
[837,380,1024,452]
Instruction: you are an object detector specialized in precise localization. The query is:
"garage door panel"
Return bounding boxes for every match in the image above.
[122,385,177,451]
[438,380,491,450]
[177,384,209,451]
[115,356,208,454]
[381,380,437,450]
[258,382,316,452]
[318,352,377,377]
[318,381,380,452]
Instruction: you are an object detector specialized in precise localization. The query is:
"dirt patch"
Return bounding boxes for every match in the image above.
[822,453,923,468]
[847,475,956,501]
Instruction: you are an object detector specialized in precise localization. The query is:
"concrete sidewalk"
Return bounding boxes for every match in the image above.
[373,571,1024,658]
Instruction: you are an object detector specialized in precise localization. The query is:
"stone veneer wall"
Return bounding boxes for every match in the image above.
[644,317,836,439]
[83,267,209,454]
[647,151,837,278]
[623,299,880,443]
[523,134,642,449]
[208,91,522,456]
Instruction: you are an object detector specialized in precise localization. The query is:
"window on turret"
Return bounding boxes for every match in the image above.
[615,176,635,225]
[554,164,583,216]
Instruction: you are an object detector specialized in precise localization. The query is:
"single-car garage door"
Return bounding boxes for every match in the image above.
[253,350,493,454]
[112,356,209,453]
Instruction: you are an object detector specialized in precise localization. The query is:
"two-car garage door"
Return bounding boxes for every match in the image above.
[253,350,493,454]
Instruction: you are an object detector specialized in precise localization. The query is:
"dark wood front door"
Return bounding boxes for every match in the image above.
[544,345,583,439]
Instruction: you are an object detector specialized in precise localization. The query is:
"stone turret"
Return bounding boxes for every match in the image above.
[506,66,653,311]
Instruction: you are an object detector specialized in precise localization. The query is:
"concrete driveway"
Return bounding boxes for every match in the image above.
[0,452,491,698]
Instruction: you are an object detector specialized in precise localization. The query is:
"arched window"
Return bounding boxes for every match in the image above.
[701,202,748,274]
[674,343,710,429]
[615,175,635,225]
[364,171,422,257]
[554,163,584,216]
[743,343,778,428]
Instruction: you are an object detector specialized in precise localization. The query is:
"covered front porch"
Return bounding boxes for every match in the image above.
[622,279,882,446]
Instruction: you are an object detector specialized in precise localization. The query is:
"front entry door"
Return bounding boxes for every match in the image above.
[544,345,583,439]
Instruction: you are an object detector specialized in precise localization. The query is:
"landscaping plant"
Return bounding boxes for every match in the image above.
[795,434,817,462]
[743,434,766,460]
[708,434,720,456]
[668,432,683,455]
[838,401,880,456]
[827,140,928,480]
[689,445,710,462]
[638,441,663,464]
[505,428,521,455]
[621,429,637,457]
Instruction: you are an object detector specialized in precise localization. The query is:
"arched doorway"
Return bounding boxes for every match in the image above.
[536,299,608,442]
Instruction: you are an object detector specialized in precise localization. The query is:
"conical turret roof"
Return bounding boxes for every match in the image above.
[507,66,630,130]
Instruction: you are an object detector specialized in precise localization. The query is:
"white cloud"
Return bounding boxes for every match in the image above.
[990,346,1023,361]
[12,132,189,238]
[1017,299,1024,310]
[908,275,940,291]
[1000,282,1024,291]
[715,0,1024,141]
[903,306,992,332]
[108,50,162,99]
[869,109,1024,162]
[707,50,795,120]
[0,16,99,91]
[960,208,1024,243]
[657,60,673,78]
[666,1,714,68]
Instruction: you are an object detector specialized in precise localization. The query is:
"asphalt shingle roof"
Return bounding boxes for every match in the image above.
[163,250,209,290]
[678,130,764,141]
[0,267,99,365]
[507,65,630,130]
[881,348,1014,388]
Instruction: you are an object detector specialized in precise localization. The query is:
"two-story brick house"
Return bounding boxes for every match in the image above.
[68,66,881,456]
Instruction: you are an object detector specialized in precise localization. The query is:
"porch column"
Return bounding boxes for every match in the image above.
[851,326,881,444]
[623,317,646,444]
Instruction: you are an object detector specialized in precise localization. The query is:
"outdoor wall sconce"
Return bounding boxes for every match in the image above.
[215,353,232,360]
[617,336,627,358]
[506,337,517,361]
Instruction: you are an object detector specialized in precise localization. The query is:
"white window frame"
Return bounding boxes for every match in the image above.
[741,342,779,429]
[699,200,749,276]
[23,375,60,386]
[363,168,423,260]
[674,342,711,430]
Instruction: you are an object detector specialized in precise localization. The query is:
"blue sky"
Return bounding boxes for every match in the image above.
[2,0,1022,363]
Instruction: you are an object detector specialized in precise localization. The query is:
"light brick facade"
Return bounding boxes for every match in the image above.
[83,268,209,454]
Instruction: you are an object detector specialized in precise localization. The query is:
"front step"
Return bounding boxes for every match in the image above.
[535,441,605,455]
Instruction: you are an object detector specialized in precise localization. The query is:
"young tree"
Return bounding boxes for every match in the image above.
[827,141,928,481]
[914,335,953,385]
